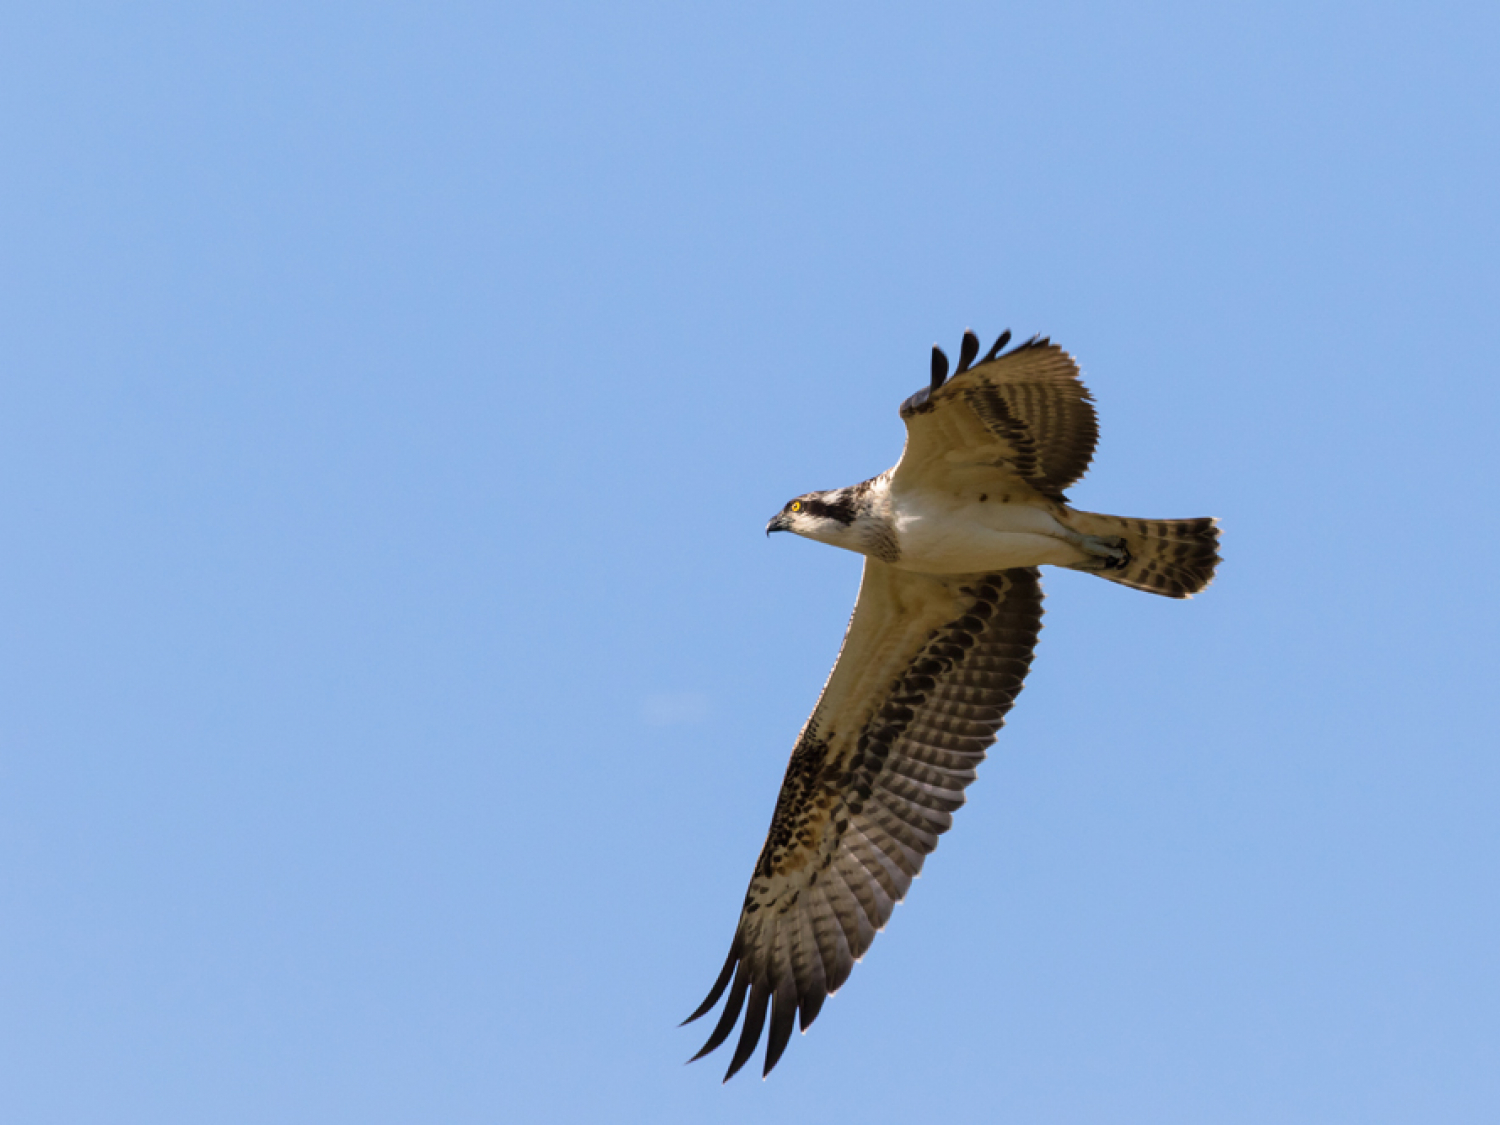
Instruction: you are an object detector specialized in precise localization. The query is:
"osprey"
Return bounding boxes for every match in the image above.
[685,329,1220,1081]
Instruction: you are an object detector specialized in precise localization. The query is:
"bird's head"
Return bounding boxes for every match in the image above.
[766,489,862,548]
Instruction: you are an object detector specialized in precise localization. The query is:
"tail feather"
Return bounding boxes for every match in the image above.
[1064,511,1220,598]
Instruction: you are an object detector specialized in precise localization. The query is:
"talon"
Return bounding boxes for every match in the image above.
[1079,534,1130,570]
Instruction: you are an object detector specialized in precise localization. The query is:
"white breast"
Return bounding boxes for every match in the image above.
[889,488,1084,574]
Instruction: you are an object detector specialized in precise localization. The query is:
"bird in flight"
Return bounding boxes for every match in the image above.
[684,328,1220,1081]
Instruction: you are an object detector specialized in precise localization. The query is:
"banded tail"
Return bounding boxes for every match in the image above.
[1064,511,1220,599]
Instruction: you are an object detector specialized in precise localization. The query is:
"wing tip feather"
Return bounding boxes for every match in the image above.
[687,956,750,1063]
[681,934,741,1026]
[930,345,949,391]
[722,980,771,1081]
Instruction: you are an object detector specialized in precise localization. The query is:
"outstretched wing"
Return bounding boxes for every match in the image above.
[894,331,1098,501]
[685,561,1044,1081]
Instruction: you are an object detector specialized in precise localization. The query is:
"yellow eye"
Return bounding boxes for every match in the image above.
[790,501,802,512]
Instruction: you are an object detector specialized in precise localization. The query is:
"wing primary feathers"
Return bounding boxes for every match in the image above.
[795,886,837,1028]
[797,981,826,1031]
[956,329,980,373]
[900,342,957,418]
[808,883,856,996]
[690,959,751,1062]
[821,857,878,955]
[787,906,825,1019]
[982,329,1012,362]
[930,345,949,392]
[723,980,771,1082]
[763,978,800,1077]
[682,935,740,1025]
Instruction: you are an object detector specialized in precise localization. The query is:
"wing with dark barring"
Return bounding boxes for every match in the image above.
[898,330,1099,501]
[684,563,1045,1080]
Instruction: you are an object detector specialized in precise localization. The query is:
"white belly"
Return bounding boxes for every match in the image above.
[890,493,1084,574]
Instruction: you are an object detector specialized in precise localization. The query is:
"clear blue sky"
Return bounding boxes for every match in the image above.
[3,3,1497,1122]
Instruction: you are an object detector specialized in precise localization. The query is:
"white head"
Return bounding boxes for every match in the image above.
[765,489,867,551]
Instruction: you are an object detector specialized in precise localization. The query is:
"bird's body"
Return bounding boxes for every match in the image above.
[891,487,1082,572]
[785,471,1096,573]
[687,329,1219,1081]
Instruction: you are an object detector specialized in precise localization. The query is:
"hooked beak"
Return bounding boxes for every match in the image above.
[766,511,791,537]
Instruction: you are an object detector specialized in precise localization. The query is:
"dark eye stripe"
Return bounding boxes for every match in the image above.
[803,497,856,525]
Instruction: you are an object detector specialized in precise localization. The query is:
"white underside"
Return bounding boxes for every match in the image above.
[889,490,1085,574]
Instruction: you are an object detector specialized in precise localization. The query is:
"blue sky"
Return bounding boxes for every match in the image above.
[3,3,1498,1122]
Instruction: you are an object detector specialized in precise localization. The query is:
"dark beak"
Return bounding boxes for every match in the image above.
[766,512,791,536]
